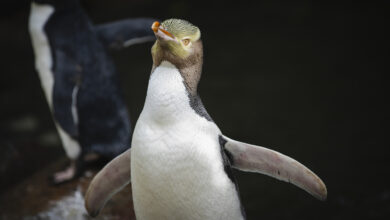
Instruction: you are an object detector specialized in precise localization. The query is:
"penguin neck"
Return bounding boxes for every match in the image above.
[152,41,203,96]
[179,61,202,96]
[144,61,196,123]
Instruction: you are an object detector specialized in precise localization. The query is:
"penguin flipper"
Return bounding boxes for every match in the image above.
[85,149,131,217]
[94,18,156,50]
[221,136,327,201]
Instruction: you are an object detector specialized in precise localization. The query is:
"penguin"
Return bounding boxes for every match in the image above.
[85,19,327,219]
[28,0,155,184]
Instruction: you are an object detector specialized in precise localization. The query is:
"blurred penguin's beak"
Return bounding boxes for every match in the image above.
[152,21,175,41]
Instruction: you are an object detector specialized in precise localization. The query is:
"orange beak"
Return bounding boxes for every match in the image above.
[151,21,174,39]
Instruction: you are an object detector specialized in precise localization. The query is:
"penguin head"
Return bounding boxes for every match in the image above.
[151,19,202,68]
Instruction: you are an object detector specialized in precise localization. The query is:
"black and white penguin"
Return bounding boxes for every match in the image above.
[85,19,327,219]
[28,0,155,184]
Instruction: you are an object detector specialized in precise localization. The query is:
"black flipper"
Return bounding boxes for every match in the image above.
[94,18,156,50]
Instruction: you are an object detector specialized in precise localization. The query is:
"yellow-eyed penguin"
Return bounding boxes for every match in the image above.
[85,19,327,219]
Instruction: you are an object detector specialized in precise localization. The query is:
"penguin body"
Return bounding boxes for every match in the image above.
[131,61,243,219]
[29,0,155,182]
[85,19,326,218]
[29,2,82,160]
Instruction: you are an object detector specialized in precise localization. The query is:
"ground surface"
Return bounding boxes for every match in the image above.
[0,158,135,220]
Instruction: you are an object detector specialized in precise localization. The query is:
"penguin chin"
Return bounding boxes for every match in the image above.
[156,32,176,42]
[157,37,177,47]
[156,41,188,60]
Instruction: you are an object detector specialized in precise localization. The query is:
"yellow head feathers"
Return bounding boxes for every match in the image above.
[161,19,201,42]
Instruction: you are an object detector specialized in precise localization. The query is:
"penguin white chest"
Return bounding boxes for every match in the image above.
[131,61,243,220]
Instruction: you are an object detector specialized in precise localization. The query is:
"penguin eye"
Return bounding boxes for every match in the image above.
[182,38,191,46]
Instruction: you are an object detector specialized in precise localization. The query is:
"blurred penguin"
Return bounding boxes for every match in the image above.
[28,0,155,184]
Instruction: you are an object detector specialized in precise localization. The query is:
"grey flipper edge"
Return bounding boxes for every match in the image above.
[222,135,327,201]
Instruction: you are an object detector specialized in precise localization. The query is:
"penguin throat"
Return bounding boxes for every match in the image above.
[146,62,192,123]
[152,41,203,96]
[148,61,212,122]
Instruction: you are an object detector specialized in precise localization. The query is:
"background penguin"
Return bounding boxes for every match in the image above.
[85,19,327,219]
[28,0,155,184]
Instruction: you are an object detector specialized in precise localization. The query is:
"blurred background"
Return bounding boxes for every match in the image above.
[0,0,387,219]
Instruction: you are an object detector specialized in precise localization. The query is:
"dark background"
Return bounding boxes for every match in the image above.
[0,0,387,219]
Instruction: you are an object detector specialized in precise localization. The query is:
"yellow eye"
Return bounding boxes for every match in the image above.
[182,39,190,46]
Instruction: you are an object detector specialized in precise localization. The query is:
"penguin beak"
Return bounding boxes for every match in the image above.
[151,21,175,41]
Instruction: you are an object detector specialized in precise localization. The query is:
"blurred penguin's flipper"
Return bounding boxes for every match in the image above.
[221,135,327,201]
[85,149,131,217]
[94,18,156,50]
